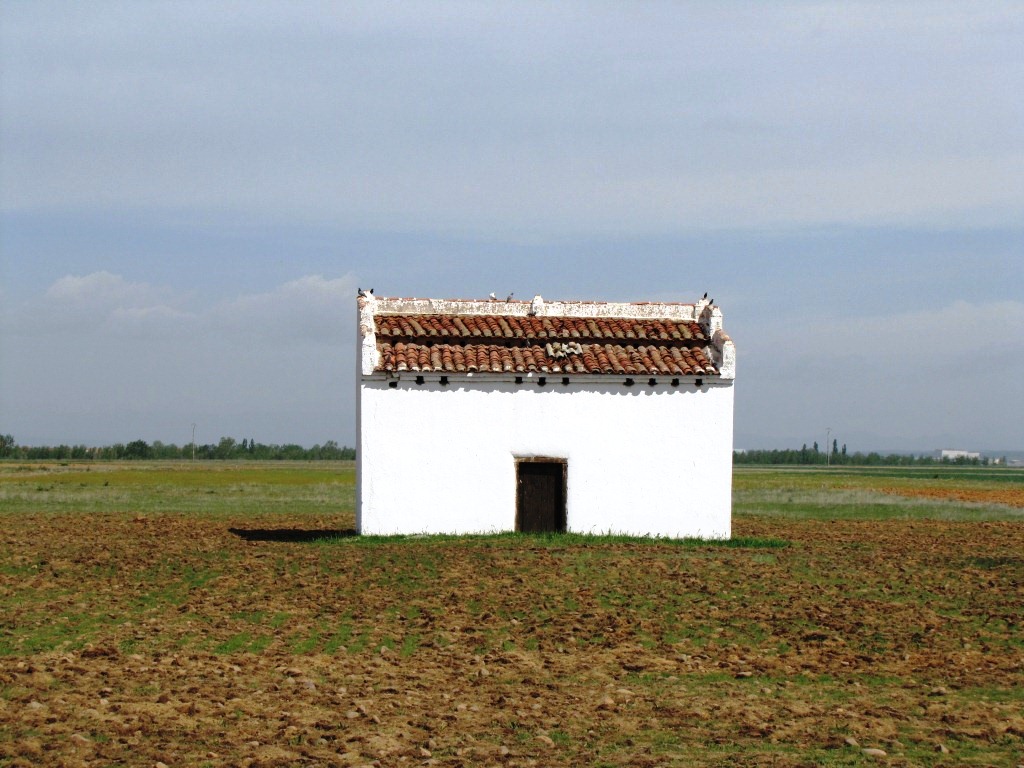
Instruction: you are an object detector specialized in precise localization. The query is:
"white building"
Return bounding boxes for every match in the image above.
[938,449,981,461]
[356,293,736,538]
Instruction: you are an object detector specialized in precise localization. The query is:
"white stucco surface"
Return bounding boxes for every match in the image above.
[357,377,734,538]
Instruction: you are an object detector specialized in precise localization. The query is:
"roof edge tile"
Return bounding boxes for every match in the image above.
[369,295,700,321]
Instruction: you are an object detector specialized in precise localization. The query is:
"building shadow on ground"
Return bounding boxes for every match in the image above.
[228,528,357,543]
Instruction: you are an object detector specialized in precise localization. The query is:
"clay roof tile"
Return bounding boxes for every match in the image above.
[371,309,727,379]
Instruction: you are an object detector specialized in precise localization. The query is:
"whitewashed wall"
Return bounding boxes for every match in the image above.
[357,377,733,538]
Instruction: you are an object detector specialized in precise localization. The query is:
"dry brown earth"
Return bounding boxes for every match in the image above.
[1,512,1022,767]
[879,486,1024,508]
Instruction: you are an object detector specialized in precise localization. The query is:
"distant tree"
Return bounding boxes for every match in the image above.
[150,440,181,459]
[123,439,152,459]
[279,443,305,460]
[215,437,237,459]
[0,434,15,457]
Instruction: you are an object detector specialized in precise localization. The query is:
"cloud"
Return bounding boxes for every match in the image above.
[46,270,141,301]
[2,270,186,334]
[8,270,358,341]
[0,272,359,445]
[212,275,359,343]
[45,270,174,309]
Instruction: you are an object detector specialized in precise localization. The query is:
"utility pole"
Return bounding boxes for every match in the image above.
[826,427,832,466]
[191,423,196,462]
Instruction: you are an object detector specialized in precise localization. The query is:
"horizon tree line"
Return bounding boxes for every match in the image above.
[0,434,354,461]
[0,433,1004,466]
[733,440,998,466]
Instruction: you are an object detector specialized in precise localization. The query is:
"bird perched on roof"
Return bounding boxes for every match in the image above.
[702,292,708,300]
[506,292,514,301]
[489,292,497,300]
[357,287,375,298]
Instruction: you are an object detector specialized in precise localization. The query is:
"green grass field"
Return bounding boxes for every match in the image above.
[734,465,1024,521]
[0,460,356,518]
[3,460,1020,522]
[0,462,1021,767]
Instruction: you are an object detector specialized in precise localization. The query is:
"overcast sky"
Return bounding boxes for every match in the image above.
[1,2,1022,453]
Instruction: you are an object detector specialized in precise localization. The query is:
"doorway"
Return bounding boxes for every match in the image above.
[516,458,567,533]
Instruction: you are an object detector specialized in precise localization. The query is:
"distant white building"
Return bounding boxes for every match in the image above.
[356,293,737,538]
[938,449,981,461]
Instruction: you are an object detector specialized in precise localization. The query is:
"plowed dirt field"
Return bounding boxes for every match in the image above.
[1,465,1022,767]
[880,486,1024,508]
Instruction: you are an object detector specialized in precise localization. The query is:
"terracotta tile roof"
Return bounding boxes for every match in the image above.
[373,313,719,376]
[376,314,707,342]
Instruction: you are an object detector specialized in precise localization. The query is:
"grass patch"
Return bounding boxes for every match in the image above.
[322,531,789,548]
[214,632,273,654]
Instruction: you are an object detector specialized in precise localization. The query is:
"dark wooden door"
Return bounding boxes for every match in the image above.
[516,461,566,533]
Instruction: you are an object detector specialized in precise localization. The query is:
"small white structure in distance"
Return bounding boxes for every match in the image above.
[938,449,982,461]
[356,293,737,538]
